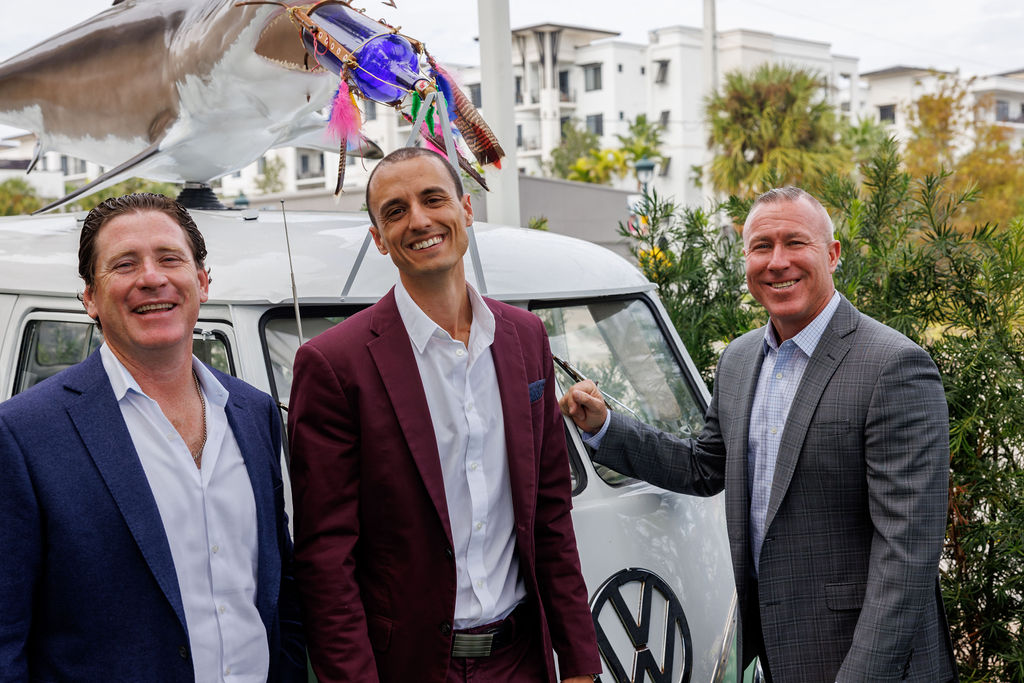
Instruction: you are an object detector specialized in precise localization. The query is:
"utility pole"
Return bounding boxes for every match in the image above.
[477,0,521,226]
[703,0,719,209]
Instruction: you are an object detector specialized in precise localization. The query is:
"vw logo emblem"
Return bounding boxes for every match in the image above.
[590,568,692,683]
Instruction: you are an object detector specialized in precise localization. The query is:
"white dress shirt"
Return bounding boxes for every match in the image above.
[394,281,527,629]
[100,344,269,682]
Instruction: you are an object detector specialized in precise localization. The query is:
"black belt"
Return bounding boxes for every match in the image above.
[451,602,527,658]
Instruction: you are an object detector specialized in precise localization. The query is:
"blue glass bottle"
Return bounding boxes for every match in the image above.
[302,4,421,105]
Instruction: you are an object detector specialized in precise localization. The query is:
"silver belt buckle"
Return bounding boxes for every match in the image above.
[451,632,495,657]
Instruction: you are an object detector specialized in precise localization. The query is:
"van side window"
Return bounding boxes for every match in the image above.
[14,320,101,396]
[533,297,705,486]
[13,320,233,396]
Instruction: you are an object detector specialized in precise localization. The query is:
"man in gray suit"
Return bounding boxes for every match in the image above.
[560,187,957,682]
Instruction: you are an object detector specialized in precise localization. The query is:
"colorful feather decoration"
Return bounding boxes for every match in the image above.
[429,59,505,169]
[327,80,363,195]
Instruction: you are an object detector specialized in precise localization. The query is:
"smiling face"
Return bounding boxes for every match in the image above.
[82,210,209,365]
[742,196,840,341]
[367,154,472,287]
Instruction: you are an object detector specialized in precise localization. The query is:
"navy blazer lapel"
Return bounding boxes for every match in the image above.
[487,304,537,527]
[766,297,857,528]
[62,351,187,633]
[367,290,454,545]
[222,386,278,632]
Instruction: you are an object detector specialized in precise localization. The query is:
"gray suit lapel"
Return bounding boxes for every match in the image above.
[722,329,766,586]
[63,352,188,633]
[766,298,858,529]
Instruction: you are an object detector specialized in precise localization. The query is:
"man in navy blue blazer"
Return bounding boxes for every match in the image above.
[0,194,305,682]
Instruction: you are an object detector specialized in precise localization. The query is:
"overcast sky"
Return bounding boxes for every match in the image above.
[2,0,1021,137]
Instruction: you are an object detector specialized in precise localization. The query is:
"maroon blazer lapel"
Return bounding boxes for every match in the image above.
[488,304,538,538]
[366,290,454,546]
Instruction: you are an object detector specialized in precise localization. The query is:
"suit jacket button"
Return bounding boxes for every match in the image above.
[178,645,189,660]
[439,622,452,636]
[445,547,454,560]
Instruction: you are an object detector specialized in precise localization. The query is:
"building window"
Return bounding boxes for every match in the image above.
[619,111,625,120]
[658,156,671,177]
[654,60,669,84]
[363,99,377,121]
[586,113,604,136]
[558,70,570,100]
[878,104,896,123]
[640,65,646,76]
[996,99,1010,121]
[469,83,482,108]
[297,149,325,179]
[583,63,602,92]
[60,155,69,174]
[560,116,572,140]
[515,75,523,104]
[516,124,523,148]
[618,63,623,73]
[659,110,670,127]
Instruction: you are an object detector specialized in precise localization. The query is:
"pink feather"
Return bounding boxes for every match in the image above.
[327,80,362,141]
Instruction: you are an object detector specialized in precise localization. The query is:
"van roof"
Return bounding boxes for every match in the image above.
[0,209,650,304]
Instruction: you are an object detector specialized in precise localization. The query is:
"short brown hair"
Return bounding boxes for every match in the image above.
[745,186,835,240]
[79,193,207,287]
[365,148,464,227]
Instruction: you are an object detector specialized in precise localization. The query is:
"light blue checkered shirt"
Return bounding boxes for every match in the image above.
[748,291,841,575]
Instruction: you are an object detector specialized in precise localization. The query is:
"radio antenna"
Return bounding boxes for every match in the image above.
[280,201,305,345]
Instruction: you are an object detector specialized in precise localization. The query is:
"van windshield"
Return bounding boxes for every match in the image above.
[532,296,706,485]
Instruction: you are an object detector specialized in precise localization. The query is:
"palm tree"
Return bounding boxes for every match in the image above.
[617,114,666,187]
[704,63,850,197]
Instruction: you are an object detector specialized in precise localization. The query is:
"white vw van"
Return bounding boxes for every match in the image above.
[0,207,736,682]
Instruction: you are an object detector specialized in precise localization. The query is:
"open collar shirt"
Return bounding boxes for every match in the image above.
[394,280,526,629]
[99,344,268,683]
[748,291,841,575]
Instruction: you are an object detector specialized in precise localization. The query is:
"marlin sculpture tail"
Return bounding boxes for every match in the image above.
[0,0,384,212]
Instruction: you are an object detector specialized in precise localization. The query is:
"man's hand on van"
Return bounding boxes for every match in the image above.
[559,380,608,434]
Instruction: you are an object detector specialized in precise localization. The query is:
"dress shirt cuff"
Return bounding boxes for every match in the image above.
[580,409,612,449]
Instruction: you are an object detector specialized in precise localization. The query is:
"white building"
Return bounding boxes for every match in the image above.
[0,133,90,201]
[862,66,1024,151]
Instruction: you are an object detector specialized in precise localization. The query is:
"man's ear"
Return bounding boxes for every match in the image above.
[197,266,210,303]
[82,285,98,321]
[369,225,387,255]
[461,193,474,226]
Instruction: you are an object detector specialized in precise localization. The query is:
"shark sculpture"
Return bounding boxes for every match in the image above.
[0,0,383,211]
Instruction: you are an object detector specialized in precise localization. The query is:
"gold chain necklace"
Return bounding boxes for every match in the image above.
[191,370,207,469]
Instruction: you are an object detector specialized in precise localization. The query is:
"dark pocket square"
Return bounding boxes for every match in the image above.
[528,378,546,403]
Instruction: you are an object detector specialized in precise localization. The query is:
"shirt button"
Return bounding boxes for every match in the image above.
[212,545,219,554]
[455,348,465,357]
[225,666,231,675]
[476,580,484,588]
[770,427,778,435]
[475,521,483,530]
[776,372,783,379]
[469,462,478,471]
[219,605,226,614]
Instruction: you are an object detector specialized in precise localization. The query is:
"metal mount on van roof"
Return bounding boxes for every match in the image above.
[176,182,227,210]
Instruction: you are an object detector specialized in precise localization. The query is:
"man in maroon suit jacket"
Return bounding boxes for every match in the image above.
[288,147,601,682]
